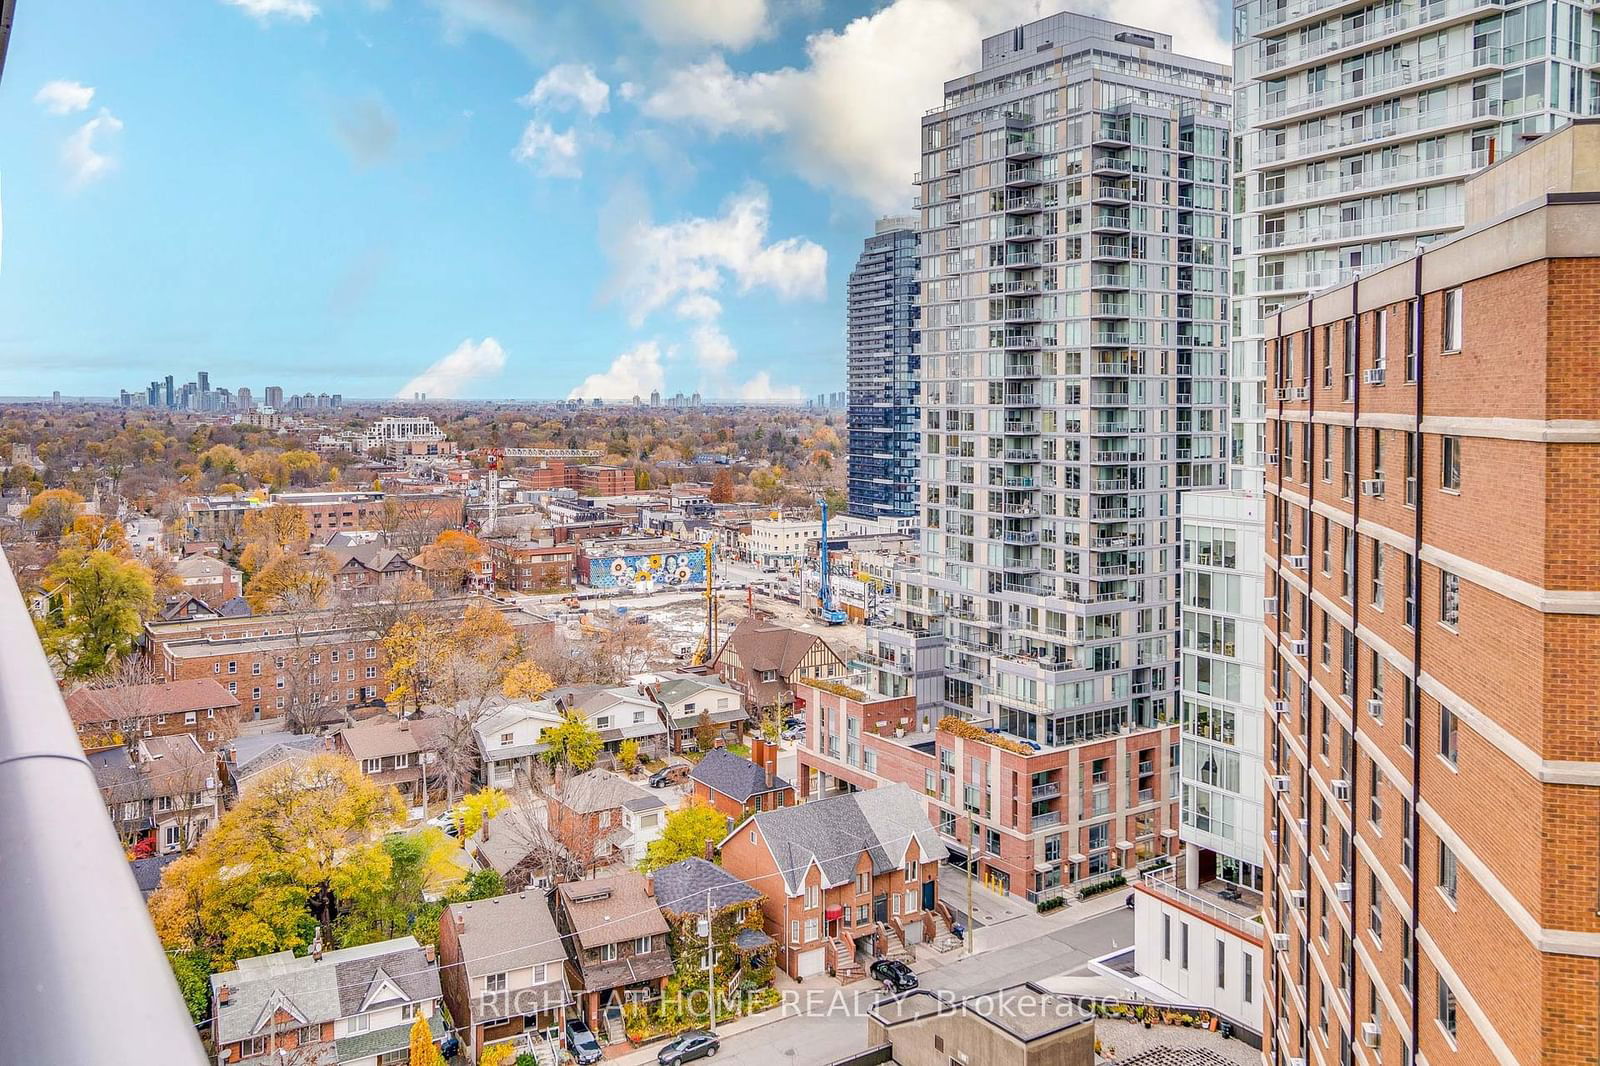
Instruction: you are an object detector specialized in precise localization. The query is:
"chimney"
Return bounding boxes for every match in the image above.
[311,929,324,961]
[399,717,410,731]
[218,985,232,1006]
[454,912,466,934]
[703,839,715,862]
[645,873,655,898]
[424,945,436,964]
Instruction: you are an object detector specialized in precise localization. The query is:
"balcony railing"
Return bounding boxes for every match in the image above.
[0,547,210,1063]
[1141,867,1263,938]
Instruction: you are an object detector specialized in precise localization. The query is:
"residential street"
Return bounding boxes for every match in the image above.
[703,903,1135,1066]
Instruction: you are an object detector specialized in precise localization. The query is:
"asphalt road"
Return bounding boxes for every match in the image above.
[707,906,1135,1065]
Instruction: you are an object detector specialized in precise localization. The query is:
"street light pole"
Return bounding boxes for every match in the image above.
[966,818,976,956]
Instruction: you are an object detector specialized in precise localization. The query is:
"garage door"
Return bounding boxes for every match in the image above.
[795,947,826,979]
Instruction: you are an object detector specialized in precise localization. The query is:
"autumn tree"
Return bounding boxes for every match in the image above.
[336,829,465,948]
[501,659,555,701]
[638,801,727,872]
[709,468,735,503]
[407,1011,443,1066]
[695,709,717,753]
[457,787,510,839]
[21,487,84,540]
[38,549,155,680]
[416,530,484,593]
[241,504,311,556]
[539,711,602,772]
[617,739,640,775]
[244,552,333,614]
[148,754,404,965]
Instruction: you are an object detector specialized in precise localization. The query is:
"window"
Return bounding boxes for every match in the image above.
[1405,431,1419,506]
[1401,922,1414,995]
[362,759,380,775]
[1441,435,1461,492]
[1405,298,1419,380]
[635,936,652,953]
[598,943,617,962]
[790,920,799,944]
[1321,424,1333,482]
[1438,842,1458,903]
[803,918,818,941]
[1403,555,1418,629]
[1370,541,1386,609]
[530,962,547,984]
[227,661,237,674]
[1343,319,1356,401]
[1375,308,1388,369]
[805,883,819,909]
[1437,975,1458,1040]
[484,972,507,992]
[1243,952,1253,1004]
[1440,571,1461,629]
[349,1012,371,1034]
[1369,760,1382,827]
[1216,938,1226,989]
[1401,796,1415,871]
[251,662,261,675]
[1369,871,1383,941]
[1402,678,1417,752]
[1179,921,1189,969]
[1439,706,1459,765]
[1442,287,1462,352]
[1163,913,1171,960]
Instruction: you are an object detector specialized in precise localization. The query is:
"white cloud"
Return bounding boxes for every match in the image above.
[689,323,738,373]
[641,0,1229,210]
[674,294,722,321]
[567,340,666,400]
[736,371,803,402]
[512,121,583,178]
[626,0,772,51]
[426,0,541,55]
[522,64,610,117]
[221,0,320,21]
[606,185,826,326]
[396,337,507,399]
[35,80,95,115]
[63,110,124,189]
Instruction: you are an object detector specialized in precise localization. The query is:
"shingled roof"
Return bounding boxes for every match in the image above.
[66,678,240,725]
[730,783,942,897]
[689,748,790,804]
[652,858,762,916]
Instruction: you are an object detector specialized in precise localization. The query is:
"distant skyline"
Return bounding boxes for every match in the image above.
[0,0,1227,401]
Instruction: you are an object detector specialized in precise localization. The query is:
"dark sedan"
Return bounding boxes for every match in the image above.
[566,1019,605,1065]
[657,1028,720,1063]
[870,958,919,993]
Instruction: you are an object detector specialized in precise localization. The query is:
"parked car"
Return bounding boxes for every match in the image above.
[649,764,691,788]
[425,810,461,837]
[657,1029,720,1063]
[870,959,919,993]
[782,715,803,729]
[566,1019,605,1065]
[780,726,804,743]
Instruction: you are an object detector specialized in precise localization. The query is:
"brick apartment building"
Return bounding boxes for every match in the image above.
[795,679,1180,901]
[184,490,464,543]
[485,539,578,592]
[145,597,553,725]
[1260,124,1600,1066]
[66,677,241,751]
[515,460,632,496]
[718,784,947,980]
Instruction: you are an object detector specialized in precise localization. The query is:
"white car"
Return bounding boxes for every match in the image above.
[425,811,461,837]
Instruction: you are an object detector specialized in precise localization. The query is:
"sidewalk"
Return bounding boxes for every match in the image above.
[597,971,822,1066]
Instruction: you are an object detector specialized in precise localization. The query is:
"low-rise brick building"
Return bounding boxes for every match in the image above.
[66,677,241,751]
[688,741,794,827]
[717,783,945,980]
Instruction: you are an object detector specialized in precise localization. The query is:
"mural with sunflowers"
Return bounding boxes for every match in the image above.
[586,547,712,592]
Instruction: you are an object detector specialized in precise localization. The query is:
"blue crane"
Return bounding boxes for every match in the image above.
[816,498,847,625]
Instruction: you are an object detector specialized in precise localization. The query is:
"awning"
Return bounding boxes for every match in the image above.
[732,928,775,952]
[824,905,844,920]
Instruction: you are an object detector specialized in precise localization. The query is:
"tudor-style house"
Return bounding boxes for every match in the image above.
[717,784,951,981]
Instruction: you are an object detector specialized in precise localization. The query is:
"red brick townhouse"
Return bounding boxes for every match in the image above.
[794,678,1180,902]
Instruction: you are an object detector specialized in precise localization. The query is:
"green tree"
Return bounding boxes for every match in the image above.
[412,869,505,949]
[166,949,213,1025]
[336,829,465,948]
[38,549,155,680]
[539,711,602,772]
[639,801,727,872]
[148,755,404,965]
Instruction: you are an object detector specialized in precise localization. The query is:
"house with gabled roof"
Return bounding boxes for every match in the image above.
[689,740,794,826]
[554,873,673,1038]
[473,699,564,789]
[548,683,668,760]
[547,768,666,869]
[645,671,747,752]
[209,935,444,1065]
[707,614,851,712]
[437,889,572,1063]
[716,783,946,981]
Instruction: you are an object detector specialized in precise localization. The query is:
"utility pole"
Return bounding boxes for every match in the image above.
[701,888,715,1023]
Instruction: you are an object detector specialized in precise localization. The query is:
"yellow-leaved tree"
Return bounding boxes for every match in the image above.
[407,1011,442,1066]
[457,787,510,839]
[148,754,404,966]
[501,660,555,701]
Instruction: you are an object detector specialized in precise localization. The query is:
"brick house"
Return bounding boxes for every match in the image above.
[172,553,242,608]
[485,538,578,592]
[321,539,418,595]
[547,768,666,869]
[688,741,794,827]
[794,678,1181,901]
[717,784,946,981]
[708,615,852,712]
[554,873,674,1034]
[66,677,241,751]
[334,715,448,819]
[90,733,222,855]
[209,936,444,1065]
[437,890,572,1062]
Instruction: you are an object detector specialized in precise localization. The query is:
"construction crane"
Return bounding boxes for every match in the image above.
[815,498,847,626]
[690,541,719,665]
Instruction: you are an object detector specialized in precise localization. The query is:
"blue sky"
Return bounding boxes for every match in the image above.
[0,0,1227,402]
